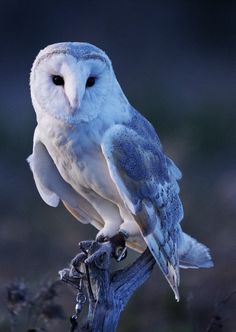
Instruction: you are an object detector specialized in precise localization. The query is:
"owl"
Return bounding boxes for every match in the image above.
[28,42,213,301]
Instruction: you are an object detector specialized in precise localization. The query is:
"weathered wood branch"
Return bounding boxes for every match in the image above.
[60,240,155,332]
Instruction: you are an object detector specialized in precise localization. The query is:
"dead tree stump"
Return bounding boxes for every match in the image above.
[60,240,155,332]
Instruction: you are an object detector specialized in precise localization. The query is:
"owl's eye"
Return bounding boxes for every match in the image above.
[86,77,96,88]
[52,75,64,86]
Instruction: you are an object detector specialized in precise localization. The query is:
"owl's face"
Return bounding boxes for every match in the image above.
[30,42,115,124]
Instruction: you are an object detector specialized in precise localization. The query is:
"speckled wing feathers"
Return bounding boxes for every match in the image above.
[101,118,183,300]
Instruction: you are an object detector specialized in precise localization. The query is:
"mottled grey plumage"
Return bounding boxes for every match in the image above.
[28,42,213,301]
[101,112,183,295]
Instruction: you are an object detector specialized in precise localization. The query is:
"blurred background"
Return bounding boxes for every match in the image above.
[0,0,236,331]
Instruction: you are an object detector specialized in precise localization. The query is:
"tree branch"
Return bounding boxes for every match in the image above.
[59,240,155,332]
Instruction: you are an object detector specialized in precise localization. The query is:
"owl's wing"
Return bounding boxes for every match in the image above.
[27,131,102,225]
[101,124,183,301]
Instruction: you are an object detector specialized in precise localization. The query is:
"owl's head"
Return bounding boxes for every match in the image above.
[30,42,123,124]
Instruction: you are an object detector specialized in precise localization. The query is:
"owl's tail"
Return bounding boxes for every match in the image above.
[178,232,214,269]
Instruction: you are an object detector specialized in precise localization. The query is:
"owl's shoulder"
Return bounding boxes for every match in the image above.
[126,107,162,148]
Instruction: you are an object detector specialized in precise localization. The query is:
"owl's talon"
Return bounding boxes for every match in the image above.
[110,231,128,262]
[96,234,110,243]
[114,246,127,262]
[79,240,93,253]
[71,252,87,267]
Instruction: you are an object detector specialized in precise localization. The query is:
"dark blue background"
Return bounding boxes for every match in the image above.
[0,1,236,331]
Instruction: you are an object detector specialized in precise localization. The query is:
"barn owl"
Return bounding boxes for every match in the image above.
[28,42,213,301]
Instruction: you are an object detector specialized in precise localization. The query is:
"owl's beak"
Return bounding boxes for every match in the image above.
[65,83,84,113]
[67,91,80,113]
[68,97,80,112]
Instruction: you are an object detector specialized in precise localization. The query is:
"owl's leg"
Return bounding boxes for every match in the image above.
[96,222,121,242]
[102,210,141,261]
[119,208,141,239]
[88,198,122,241]
[119,220,141,238]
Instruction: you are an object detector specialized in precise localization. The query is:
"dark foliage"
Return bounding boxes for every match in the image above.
[6,281,65,332]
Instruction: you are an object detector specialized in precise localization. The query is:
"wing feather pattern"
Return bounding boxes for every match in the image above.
[101,123,183,300]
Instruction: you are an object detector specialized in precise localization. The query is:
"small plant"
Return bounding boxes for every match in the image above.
[6,280,65,332]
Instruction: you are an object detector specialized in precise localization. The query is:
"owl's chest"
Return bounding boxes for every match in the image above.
[40,121,116,197]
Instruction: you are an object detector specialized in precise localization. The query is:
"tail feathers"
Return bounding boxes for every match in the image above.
[179,233,214,269]
[145,232,180,301]
[166,261,180,302]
